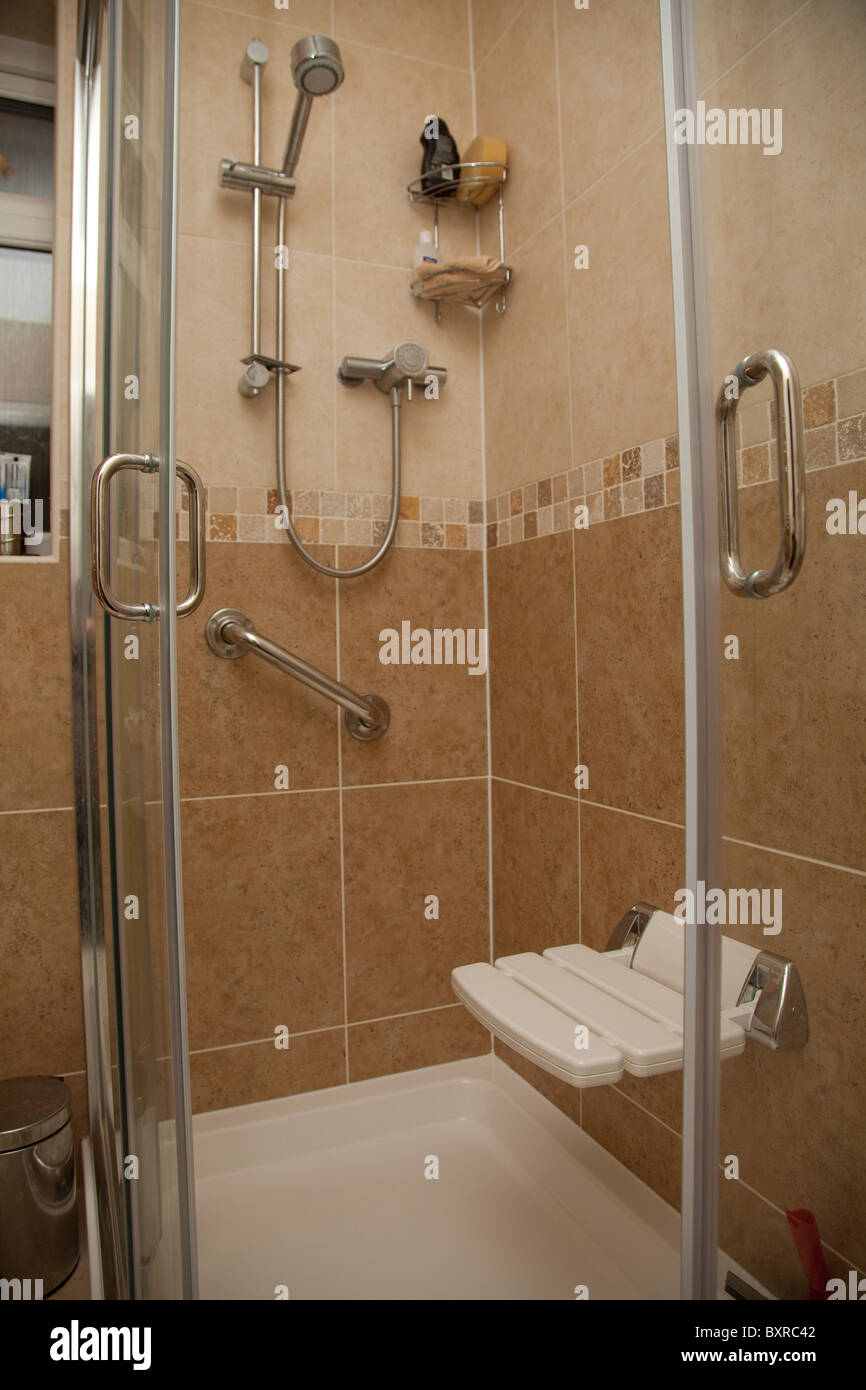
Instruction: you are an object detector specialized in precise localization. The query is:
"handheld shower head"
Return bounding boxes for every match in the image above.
[292,34,344,95]
[283,35,344,178]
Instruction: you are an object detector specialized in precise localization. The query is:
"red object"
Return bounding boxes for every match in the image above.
[786,1209,830,1300]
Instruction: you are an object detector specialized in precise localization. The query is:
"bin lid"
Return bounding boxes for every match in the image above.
[0,1076,71,1153]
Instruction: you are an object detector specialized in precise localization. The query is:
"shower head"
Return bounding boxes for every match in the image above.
[283,35,344,178]
[292,34,344,95]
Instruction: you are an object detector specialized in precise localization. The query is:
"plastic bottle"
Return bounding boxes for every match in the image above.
[419,115,460,198]
[413,229,439,271]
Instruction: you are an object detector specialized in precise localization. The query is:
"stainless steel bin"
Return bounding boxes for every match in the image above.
[0,1077,79,1296]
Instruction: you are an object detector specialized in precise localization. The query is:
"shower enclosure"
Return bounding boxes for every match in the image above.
[64,0,863,1302]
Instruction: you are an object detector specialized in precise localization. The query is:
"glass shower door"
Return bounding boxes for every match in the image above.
[76,0,197,1298]
[667,0,865,1300]
[698,0,865,1302]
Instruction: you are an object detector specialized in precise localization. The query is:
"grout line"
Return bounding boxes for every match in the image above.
[580,797,685,832]
[489,774,578,807]
[335,605,350,1087]
[467,0,476,94]
[330,44,338,491]
[561,120,666,223]
[184,0,473,74]
[698,0,813,99]
[0,804,76,816]
[347,1001,464,1030]
[187,1001,464,1056]
[188,1025,346,1055]
[722,834,866,880]
[505,206,569,268]
[175,787,340,804]
[603,1083,682,1140]
[473,0,533,74]
[471,0,494,1058]
[174,774,487,808]
[342,774,487,792]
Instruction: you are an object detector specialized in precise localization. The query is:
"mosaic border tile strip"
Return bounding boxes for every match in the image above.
[485,370,866,548]
[200,488,487,550]
[56,370,865,549]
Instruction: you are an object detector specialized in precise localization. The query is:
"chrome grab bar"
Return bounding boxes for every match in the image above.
[717,348,806,599]
[204,607,390,742]
[90,452,206,622]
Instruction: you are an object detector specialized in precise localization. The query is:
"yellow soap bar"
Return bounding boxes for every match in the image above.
[458,136,508,205]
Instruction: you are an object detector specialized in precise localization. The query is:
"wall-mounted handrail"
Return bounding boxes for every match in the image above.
[205,608,389,741]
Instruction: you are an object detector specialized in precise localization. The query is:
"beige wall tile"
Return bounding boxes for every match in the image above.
[348,1003,489,1083]
[720,840,866,1272]
[190,1029,346,1114]
[703,0,866,389]
[177,237,335,490]
[1,810,84,1075]
[720,1175,858,1302]
[565,135,676,463]
[333,42,476,269]
[722,461,866,867]
[695,0,808,91]
[182,792,344,1048]
[334,261,483,498]
[191,0,331,26]
[491,778,580,958]
[333,0,470,68]
[475,0,561,254]
[494,1039,581,1126]
[0,548,74,812]
[581,1085,681,1210]
[482,216,572,495]
[179,0,333,253]
[579,801,684,950]
[488,530,577,796]
[338,547,487,785]
[177,542,340,797]
[556,0,664,205]
[574,504,685,822]
[470,0,528,67]
[343,779,489,1019]
[837,368,866,420]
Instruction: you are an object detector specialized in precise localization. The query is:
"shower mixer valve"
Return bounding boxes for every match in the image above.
[337,341,447,397]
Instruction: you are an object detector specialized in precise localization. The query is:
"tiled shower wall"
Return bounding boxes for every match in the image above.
[175,0,492,1108]
[1,0,87,1137]
[479,0,866,1301]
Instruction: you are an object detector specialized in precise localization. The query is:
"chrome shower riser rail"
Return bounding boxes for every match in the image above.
[205,608,390,740]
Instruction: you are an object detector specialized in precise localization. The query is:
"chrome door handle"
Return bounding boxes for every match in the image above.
[91,452,206,621]
[174,459,207,618]
[716,349,806,599]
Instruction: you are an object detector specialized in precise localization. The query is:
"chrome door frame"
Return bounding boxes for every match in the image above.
[156,0,198,1300]
[69,0,198,1299]
[70,0,128,1302]
[659,0,724,1301]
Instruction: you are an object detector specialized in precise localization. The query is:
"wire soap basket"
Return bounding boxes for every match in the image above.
[407,161,512,321]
